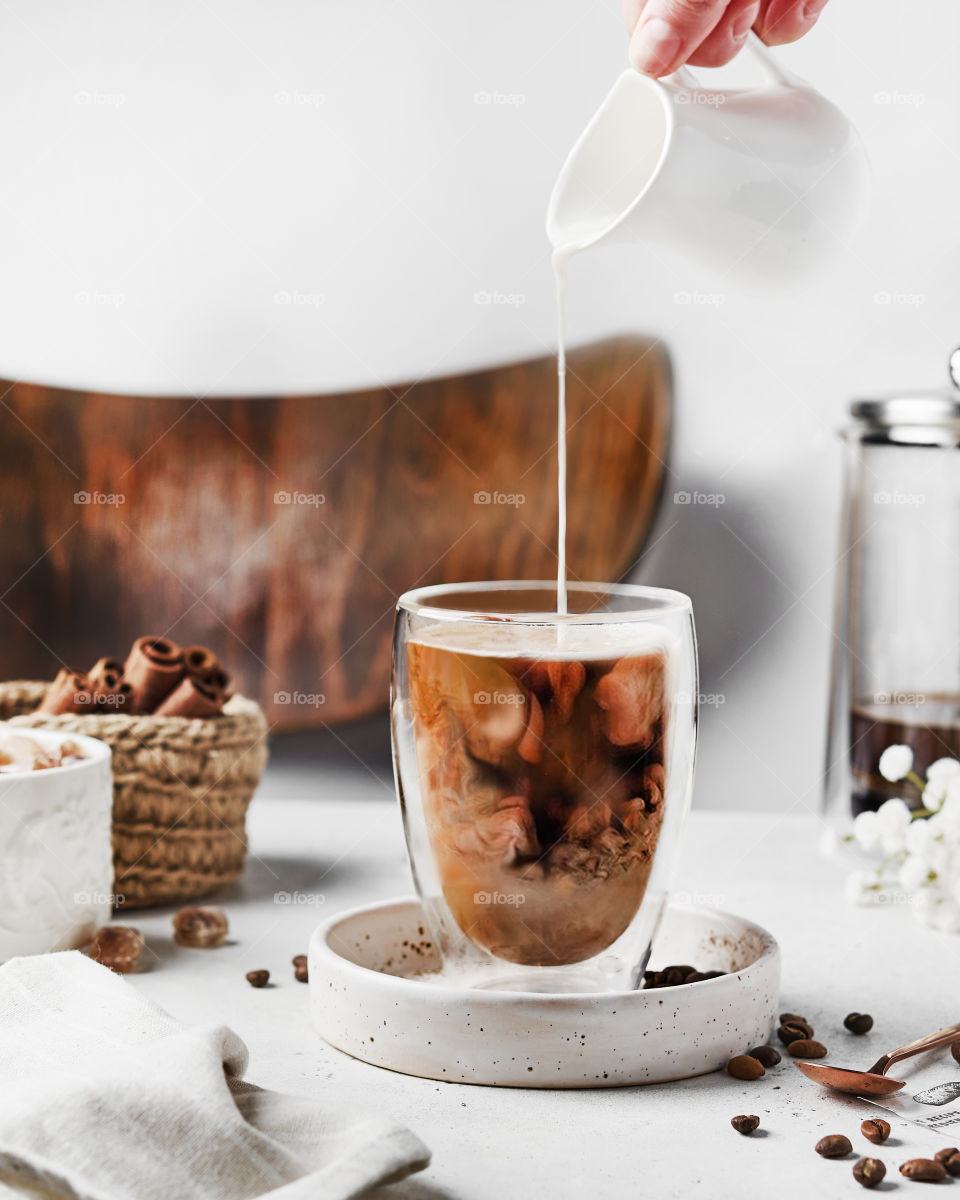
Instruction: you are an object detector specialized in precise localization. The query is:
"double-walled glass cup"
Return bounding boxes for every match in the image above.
[391,582,697,993]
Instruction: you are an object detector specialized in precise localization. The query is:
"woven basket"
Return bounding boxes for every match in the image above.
[0,681,269,909]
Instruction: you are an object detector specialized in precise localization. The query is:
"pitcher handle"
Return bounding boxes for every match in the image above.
[744,30,799,87]
[667,31,799,91]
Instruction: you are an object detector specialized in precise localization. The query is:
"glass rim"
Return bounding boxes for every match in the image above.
[396,580,692,623]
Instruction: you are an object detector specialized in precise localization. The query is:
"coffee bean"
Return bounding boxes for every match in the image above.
[662,964,696,986]
[727,1055,765,1080]
[778,1021,813,1045]
[952,1040,960,1066]
[780,1011,809,1025]
[861,1119,891,1145]
[246,969,270,988]
[935,1150,960,1177]
[788,1038,828,1059]
[816,1135,853,1158]
[853,1158,886,1188]
[731,1114,760,1135]
[844,1012,874,1035]
[899,1158,947,1182]
[748,1045,782,1068]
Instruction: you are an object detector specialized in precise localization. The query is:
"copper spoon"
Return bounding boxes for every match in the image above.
[796,1021,960,1095]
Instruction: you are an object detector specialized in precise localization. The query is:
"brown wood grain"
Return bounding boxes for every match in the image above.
[0,335,670,727]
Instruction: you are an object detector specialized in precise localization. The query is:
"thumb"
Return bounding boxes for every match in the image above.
[628,0,729,75]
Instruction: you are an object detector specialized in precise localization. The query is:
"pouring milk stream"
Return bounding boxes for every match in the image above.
[547,32,869,616]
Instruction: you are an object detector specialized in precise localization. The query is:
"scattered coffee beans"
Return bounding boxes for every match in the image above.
[816,1135,853,1159]
[731,1115,760,1135]
[788,1039,828,1059]
[778,1021,813,1045]
[934,1149,960,1177]
[861,1119,891,1145]
[852,1158,886,1189]
[89,925,144,974]
[899,1158,947,1182]
[293,953,308,983]
[173,905,229,948]
[246,969,270,988]
[727,1055,765,1081]
[844,1012,874,1035]
[747,1045,782,1068]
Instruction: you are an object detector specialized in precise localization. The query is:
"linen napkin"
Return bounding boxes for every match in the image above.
[0,952,430,1200]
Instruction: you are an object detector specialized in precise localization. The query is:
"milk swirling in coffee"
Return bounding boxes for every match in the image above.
[407,625,669,966]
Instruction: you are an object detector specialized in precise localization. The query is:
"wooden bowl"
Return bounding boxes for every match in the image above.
[0,335,669,726]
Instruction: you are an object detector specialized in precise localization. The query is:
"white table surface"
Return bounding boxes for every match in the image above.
[125,778,957,1200]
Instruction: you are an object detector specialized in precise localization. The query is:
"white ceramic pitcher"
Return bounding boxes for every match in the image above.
[547,34,869,277]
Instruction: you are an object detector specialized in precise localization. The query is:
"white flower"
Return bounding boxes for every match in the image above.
[926,757,960,783]
[899,855,931,891]
[845,869,885,905]
[853,810,881,853]
[879,744,914,782]
[877,798,913,854]
[924,778,949,812]
[905,817,935,856]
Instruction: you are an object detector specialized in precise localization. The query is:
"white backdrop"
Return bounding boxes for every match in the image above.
[1,1,958,809]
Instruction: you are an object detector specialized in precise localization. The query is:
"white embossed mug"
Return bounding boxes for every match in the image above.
[547,33,870,277]
[0,727,113,961]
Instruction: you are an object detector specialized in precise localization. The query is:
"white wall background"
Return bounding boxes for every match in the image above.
[1,1,958,810]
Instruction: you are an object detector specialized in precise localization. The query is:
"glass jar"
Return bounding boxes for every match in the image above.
[824,389,960,823]
[391,581,697,993]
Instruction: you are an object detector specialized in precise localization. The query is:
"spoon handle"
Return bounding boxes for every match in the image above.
[872,1022,960,1076]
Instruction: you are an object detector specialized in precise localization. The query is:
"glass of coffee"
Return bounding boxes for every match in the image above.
[391,582,697,993]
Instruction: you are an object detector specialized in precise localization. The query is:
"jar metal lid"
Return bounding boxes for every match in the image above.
[846,394,960,447]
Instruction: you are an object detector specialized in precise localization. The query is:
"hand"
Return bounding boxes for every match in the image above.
[623,0,829,76]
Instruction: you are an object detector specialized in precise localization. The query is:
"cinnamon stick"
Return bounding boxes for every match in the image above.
[123,637,185,714]
[37,669,92,714]
[183,645,220,680]
[154,674,224,718]
[87,657,124,692]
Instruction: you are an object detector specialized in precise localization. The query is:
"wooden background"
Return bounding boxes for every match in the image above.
[0,335,670,727]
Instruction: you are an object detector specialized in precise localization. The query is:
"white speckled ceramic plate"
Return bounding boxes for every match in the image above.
[309,898,780,1088]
